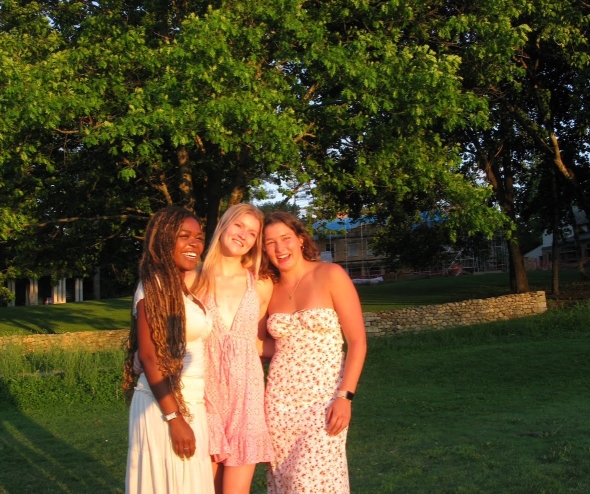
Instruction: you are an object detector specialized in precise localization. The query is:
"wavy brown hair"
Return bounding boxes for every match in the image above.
[123,206,201,418]
[261,212,320,281]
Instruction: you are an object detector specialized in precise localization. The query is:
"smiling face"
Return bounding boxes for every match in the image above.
[173,217,205,272]
[263,221,304,272]
[219,212,261,258]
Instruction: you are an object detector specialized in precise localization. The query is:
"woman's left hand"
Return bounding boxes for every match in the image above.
[325,398,352,436]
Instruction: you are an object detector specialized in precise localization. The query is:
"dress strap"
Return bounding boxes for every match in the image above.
[182,285,208,314]
[246,269,255,291]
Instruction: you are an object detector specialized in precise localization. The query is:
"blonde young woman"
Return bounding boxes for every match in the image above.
[193,203,274,494]
[123,206,214,494]
[262,212,367,494]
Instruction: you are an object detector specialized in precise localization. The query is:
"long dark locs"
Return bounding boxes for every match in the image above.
[123,206,199,418]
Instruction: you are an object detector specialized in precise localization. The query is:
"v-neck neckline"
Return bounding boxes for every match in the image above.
[213,270,251,332]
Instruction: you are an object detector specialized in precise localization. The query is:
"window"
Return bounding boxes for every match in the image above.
[348,242,358,256]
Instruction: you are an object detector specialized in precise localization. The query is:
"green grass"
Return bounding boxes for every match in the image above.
[0,404,128,494]
[0,297,132,336]
[0,345,123,379]
[1,301,589,493]
[347,301,590,493]
[0,269,582,335]
[355,269,581,311]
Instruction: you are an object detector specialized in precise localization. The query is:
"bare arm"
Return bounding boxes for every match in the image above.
[324,264,367,436]
[136,300,196,458]
[255,277,275,359]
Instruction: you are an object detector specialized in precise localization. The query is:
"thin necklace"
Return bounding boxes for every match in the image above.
[282,274,304,300]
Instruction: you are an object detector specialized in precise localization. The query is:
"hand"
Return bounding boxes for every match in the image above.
[168,416,196,459]
[325,397,352,436]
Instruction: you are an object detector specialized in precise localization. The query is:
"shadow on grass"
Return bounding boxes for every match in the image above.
[0,298,132,336]
[0,378,125,494]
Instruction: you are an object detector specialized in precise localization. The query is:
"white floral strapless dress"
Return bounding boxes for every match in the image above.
[265,308,350,494]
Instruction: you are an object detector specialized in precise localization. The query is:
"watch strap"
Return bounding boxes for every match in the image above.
[335,390,355,401]
[163,411,179,422]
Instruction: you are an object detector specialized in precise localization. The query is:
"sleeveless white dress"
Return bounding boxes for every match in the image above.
[126,283,215,494]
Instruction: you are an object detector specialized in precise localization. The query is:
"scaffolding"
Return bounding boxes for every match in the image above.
[433,232,509,276]
[473,231,510,272]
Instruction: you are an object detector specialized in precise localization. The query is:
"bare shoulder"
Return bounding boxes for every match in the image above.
[255,276,274,297]
[314,261,350,282]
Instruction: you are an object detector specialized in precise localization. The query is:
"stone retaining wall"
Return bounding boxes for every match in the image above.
[0,330,129,352]
[364,291,547,336]
[1,291,547,351]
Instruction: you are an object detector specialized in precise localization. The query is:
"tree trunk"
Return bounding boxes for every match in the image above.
[177,146,195,211]
[480,142,529,293]
[551,229,560,295]
[551,169,560,295]
[226,148,250,208]
[204,187,222,248]
[571,206,588,281]
[227,185,245,207]
[507,238,530,293]
[93,267,101,301]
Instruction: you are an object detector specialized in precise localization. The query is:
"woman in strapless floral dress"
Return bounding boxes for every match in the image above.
[262,212,367,494]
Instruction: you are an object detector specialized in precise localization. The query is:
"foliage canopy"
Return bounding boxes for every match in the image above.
[5,0,588,296]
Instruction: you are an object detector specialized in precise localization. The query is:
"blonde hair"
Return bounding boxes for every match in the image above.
[193,203,264,298]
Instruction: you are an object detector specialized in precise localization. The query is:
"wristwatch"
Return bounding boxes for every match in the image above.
[163,411,179,422]
[335,390,355,401]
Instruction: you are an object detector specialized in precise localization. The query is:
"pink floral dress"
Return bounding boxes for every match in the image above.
[205,271,274,466]
[265,308,349,493]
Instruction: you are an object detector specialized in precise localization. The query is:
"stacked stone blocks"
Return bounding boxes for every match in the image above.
[364,291,547,337]
[0,291,547,351]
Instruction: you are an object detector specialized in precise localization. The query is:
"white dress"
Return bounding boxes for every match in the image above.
[126,283,215,494]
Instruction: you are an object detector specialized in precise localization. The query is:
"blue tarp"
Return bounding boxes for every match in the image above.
[313,217,376,239]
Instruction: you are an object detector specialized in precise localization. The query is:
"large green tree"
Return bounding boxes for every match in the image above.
[442,0,590,292]
[1,0,512,299]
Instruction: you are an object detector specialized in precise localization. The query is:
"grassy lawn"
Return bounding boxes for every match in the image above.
[0,297,132,336]
[0,404,128,494]
[0,269,585,335]
[355,269,582,311]
[347,304,590,493]
[1,300,589,493]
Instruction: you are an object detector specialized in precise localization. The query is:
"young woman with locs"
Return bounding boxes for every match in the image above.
[193,203,274,494]
[262,212,367,494]
[123,206,214,494]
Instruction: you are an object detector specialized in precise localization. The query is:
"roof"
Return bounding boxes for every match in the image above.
[313,217,376,239]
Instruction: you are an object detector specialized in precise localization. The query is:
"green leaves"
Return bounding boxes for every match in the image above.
[2,0,585,296]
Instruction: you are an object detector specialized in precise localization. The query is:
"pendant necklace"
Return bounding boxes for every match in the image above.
[283,273,304,300]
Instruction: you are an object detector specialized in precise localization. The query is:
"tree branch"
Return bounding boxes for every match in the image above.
[25,214,149,228]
